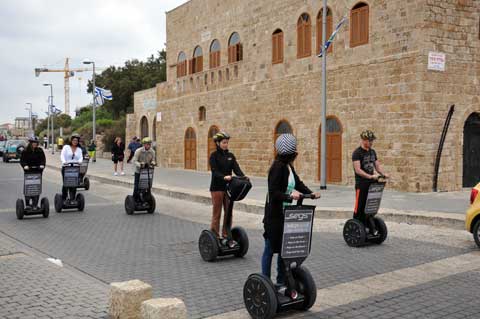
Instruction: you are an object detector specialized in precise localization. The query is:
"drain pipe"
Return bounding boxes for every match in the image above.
[433,105,455,192]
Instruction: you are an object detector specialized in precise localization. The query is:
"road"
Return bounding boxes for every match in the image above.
[0,160,479,318]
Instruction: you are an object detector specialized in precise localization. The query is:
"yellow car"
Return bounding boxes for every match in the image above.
[466,182,480,247]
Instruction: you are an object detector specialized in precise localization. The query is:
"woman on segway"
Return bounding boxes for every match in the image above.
[262,133,320,286]
[209,131,246,247]
[20,136,46,208]
[60,133,83,200]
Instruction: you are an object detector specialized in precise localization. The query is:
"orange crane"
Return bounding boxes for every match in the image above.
[35,58,97,115]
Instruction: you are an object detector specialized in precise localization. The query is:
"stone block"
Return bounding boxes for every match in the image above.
[109,279,153,319]
[141,298,187,319]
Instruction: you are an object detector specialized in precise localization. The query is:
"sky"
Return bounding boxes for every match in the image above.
[0,0,188,124]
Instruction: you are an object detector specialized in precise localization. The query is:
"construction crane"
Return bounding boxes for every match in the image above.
[35,58,96,115]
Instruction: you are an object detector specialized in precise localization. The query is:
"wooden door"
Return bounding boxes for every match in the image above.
[184,128,197,170]
[207,126,219,169]
[463,113,480,187]
[319,117,342,183]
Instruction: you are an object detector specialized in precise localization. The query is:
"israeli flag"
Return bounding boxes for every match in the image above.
[318,16,348,58]
[94,86,113,106]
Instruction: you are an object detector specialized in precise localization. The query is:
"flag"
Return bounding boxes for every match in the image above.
[318,16,348,58]
[94,86,113,106]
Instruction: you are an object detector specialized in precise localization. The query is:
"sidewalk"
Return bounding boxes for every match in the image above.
[44,152,469,228]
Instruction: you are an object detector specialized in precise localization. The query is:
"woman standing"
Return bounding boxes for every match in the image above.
[111,137,125,176]
[262,134,320,286]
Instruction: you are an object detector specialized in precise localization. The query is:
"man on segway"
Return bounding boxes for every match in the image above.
[132,137,156,202]
[352,130,389,235]
[19,136,46,210]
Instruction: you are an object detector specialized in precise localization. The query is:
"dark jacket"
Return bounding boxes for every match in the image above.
[20,146,46,170]
[209,147,244,191]
[111,142,125,156]
[263,160,312,253]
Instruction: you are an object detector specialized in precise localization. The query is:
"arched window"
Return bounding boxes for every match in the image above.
[350,2,369,48]
[209,39,221,69]
[184,127,197,170]
[190,46,203,74]
[272,29,284,64]
[198,106,206,121]
[140,116,149,139]
[228,32,243,63]
[177,52,187,77]
[317,8,333,55]
[297,13,312,58]
[207,125,220,168]
[274,120,293,154]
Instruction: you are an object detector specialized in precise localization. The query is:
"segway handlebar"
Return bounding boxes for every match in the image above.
[62,162,81,167]
[23,165,45,171]
[294,193,317,206]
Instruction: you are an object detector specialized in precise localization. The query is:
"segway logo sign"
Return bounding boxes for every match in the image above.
[24,173,42,197]
[365,183,385,215]
[281,209,314,259]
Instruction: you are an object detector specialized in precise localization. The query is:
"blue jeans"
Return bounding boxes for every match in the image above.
[261,238,285,285]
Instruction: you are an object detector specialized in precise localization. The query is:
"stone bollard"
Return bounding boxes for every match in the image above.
[141,298,187,319]
[109,279,153,319]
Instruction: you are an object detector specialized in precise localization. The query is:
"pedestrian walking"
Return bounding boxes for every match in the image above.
[127,137,141,164]
[87,140,96,162]
[43,134,48,149]
[111,137,125,176]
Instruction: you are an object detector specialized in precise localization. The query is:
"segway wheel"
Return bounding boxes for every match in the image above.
[16,199,24,220]
[54,194,63,213]
[198,230,219,262]
[343,219,366,247]
[292,266,317,310]
[84,177,90,191]
[372,217,388,245]
[76,193,85,211]
[473,220,480,248]
[124,195,135,215]
[41,198,49,218]
[232,226,249,258]
[147,195,156,214]
[243,273,277,319]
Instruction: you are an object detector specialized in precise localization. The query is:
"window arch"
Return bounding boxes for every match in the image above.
[184,127,197,170]
[317,8,333,55]
[210,39,221,69]
[297,13,312,58]
[177,51,187,77]
[350,2,369,48]
[198,106,206,121]
[190,46,203,74]
[272,29,284,64]
[140,116,149,139]
[228,32,243,63]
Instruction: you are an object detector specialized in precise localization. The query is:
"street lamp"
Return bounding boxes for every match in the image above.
[320,0,327,190]
[25,103,32,137]
[43,83,54,154]
[83,59,96,162]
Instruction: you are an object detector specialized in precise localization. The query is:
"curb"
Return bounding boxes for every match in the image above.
[45,164,466,230]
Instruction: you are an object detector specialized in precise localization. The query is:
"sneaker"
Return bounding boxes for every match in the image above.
[114,172,118,176]
[228,240,238,248]
[120,171,125,176]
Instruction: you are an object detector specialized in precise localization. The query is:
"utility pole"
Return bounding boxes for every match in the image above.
[320,0,327,190]
[83,60,96,162]
[25,103,32,137]
[43,83,54,154]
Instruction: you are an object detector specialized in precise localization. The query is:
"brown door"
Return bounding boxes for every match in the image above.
[184,128,197,170]
[208,126,219,169]
[319,117,342,183]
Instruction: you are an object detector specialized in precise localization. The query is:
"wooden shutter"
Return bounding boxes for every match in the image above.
[188,59,193,74]
[305,21,312,56]
[297,23,304,58]
[209,52,214,68]
[228,46,233,63]
[351,5,369,47]
[210,51,220,68]
[272,32,283,64]
[197,56,203,72]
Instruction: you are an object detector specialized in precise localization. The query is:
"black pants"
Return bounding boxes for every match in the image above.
[353,183,371,223]
[61,167,76,200]
[127,152,134,163]
[133,172,140,201]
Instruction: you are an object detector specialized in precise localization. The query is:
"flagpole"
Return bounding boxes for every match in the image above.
[92,62,96,162]
[320,0,327,190]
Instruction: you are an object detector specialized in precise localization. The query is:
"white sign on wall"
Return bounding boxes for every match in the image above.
[428,52,446,72]
[156,112,162,122]
[201,31,211,42]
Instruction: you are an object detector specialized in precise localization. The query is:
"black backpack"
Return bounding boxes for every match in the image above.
[227,177,252,201]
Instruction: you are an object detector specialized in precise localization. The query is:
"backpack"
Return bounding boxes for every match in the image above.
[227,176,252,201]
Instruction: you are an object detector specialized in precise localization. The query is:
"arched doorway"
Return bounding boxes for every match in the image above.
[184,127,197,170]
[274,120,293,155]
[140,116,149,139]
[318,117,343,183]
[463,112,480,187]
[208,126,220,169]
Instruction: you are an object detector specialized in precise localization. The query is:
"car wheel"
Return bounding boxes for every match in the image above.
[473,219,480,248]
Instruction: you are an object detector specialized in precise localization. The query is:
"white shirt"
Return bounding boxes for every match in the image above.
[60,145,83,164]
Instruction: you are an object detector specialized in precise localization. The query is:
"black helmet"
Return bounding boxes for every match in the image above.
[213,131,230,143]
[360,130,376,141]
[28,136,39,143]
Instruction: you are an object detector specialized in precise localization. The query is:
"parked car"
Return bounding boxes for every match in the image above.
[0,140,6,156]
[466,182,480,248]
[3,139,27,162]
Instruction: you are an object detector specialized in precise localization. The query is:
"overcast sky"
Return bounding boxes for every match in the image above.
[0,0,187,124]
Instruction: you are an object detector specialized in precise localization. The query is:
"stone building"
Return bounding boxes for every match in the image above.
[126,0,480,192]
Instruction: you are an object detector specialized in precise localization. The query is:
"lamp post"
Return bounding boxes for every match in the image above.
[25,103,32,137]
[320,0,328,190]
[83,60,96,162]
[43,83,54,154]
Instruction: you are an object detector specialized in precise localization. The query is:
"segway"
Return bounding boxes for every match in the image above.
[78,155,90,190]
[16,166,49,220]
[343,176,388,247]
[243,194,317,319]
[54,163,85,212]
[198,176,252,262]
[124,164,156,214]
